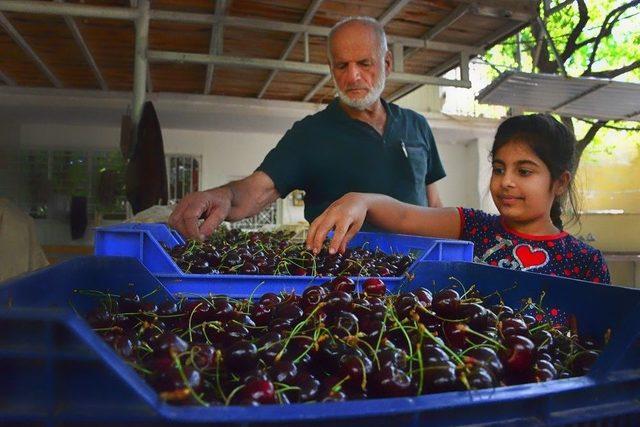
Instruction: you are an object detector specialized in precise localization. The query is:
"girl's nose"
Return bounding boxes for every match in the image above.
[501,171,516,187]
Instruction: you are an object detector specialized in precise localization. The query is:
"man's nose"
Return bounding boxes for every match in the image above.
[345,63,361,82]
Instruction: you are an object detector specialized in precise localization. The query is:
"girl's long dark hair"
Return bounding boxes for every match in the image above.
[491,114,580,230]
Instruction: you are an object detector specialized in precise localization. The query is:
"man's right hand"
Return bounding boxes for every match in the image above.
[168,187,233,240]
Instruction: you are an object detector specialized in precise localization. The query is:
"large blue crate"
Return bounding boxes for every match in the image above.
[94,223,474,296]
[1,256,639,426]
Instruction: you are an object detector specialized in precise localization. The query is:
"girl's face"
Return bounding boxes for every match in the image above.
[490,140,569,231]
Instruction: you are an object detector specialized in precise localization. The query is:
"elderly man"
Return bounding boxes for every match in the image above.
[169,16,446,239]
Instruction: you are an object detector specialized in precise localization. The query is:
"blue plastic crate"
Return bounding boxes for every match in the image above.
[0,256,639,426]
[94,223,474,296]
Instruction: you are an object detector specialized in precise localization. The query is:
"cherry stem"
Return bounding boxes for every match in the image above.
[171,352,209,407]
[275,302,325,362]
[462,325,507,351]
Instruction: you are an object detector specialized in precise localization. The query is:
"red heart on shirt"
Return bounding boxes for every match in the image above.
[513,244,549,271]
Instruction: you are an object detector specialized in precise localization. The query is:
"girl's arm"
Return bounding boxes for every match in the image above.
[306,192,461,254]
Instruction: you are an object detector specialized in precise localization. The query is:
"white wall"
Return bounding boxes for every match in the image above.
[1,87,500,245]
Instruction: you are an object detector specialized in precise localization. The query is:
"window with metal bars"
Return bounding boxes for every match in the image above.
[166,154,200,204]
[223,174,280,230]
[229,201,279,230]
[20,149,127,220]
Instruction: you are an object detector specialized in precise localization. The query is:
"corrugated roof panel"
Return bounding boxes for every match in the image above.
[478,71,640,121]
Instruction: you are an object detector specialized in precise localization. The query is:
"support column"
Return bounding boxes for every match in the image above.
[131,0,149,128]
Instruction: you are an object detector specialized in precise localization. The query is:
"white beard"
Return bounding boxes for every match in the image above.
[333,67,386,110]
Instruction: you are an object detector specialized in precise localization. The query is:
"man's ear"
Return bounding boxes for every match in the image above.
[554,171,571,196]
[385,50,392,76]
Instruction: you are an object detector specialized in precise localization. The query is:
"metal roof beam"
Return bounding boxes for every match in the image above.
[404,4,471,62]
[0,0,137,20]
[389,19,524,101]
[0,12,63,88]
[456,0,537,22]
[627,110,640,120]
[0,2,480,53]
[204,0,228,95]
[257,0,325,99]
[150,12,481,54]
[551,82,609,111]
[0,1,481,54]
[149,50,471,88]
[303,74,331,102]
[378,0,412,26]
[0,69,16,86]
[56,0,107,91]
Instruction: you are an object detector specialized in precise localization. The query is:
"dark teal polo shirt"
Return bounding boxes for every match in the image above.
[257,98,446,225]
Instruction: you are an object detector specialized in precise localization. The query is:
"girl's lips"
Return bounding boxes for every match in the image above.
[499,195,523,205]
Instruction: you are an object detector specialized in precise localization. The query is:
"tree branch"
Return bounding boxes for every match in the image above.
[560,116,575,134]
[587,60,640,78]
[561,0,589,62]
[531,20,556,73]
[584,0,640,74]
[577,118,640,132]
[574,120,607,170]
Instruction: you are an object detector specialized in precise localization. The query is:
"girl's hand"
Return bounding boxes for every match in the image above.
[306,192,368,254]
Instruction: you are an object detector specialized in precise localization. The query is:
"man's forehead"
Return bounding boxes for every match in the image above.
[330,24,379,59]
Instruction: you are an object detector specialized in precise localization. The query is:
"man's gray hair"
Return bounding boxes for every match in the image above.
[326,16,388,63]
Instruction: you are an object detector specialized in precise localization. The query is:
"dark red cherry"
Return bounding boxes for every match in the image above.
[421,361,460,394]
[464,346,504,381]
[223,339,258,373]
[259,293,281,308]
[442,322,468,350]
[363,278,386,296]
[420,344,450,364]
[370,365,414,398]
[414,287,433,307]
[267,359,298,384]
[150,332,189,358]
[500,334,535,374]
[238,378,276,404]
[466,366,496,389]
[432,289,461,318]
[500,317,529,338]
[331,276,356,293]
[301,285,325,310]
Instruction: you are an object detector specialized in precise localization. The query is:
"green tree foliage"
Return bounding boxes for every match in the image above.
[483,0,640,170]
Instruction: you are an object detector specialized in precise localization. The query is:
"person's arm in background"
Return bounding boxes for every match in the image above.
[168,171,279,240]
[426,182,443,207]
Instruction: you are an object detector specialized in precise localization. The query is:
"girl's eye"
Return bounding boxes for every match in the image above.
[492,166,504,175]
[519,169,532,176]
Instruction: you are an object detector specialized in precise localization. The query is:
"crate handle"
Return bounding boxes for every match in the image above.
[170,229,186,245]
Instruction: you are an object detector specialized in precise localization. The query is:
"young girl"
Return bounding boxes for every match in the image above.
[306,114,610,284]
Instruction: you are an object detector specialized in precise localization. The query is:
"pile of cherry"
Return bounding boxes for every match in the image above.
[164,228,414,277]
[86,277,603,406]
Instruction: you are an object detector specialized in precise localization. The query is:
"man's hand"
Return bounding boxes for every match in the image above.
[168,187,233,240]
[306,192,368,255]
